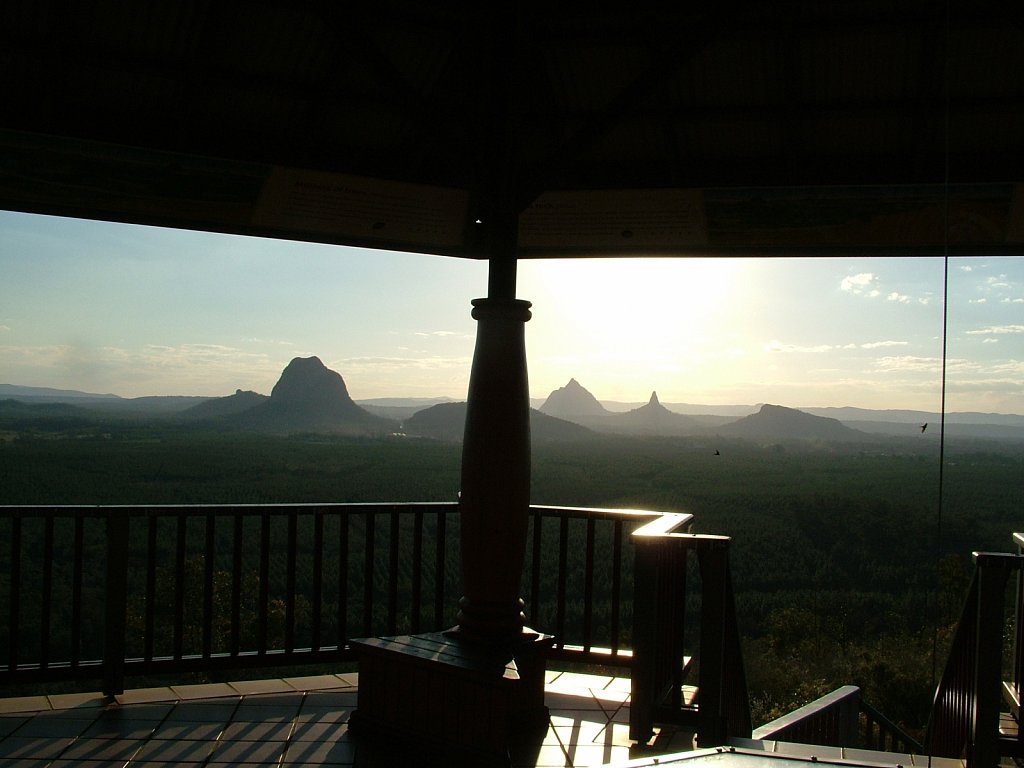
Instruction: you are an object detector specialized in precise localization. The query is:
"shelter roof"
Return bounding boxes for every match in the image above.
[1,2,1022,257]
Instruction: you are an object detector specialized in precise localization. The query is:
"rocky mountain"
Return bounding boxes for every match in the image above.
[614,391,703,436]
[404,401,594,442]
[224,357,395,435]
[402,402,468,441]
[539,378,609,420]
[716,403,868,442]
[539,380,702,436]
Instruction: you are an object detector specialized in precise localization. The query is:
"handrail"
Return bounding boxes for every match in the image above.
[860,695,925,754]
[629,527,751,747]
[1011,534,1024,717]
[0,502,678,695]
[754,685,861,745]
[753,685,923,754]
[928,550,1024,767]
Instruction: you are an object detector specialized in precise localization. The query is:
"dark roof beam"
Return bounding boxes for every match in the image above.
[311,6,473,181]
[515,9,734,210]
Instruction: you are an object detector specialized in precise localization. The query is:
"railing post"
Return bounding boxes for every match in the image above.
[697,543,728,747]
[837,688,861,747]
[1013,534,1024,708]
[969,552,1015,768]
[630,537,660,743]
[103,508,130,696]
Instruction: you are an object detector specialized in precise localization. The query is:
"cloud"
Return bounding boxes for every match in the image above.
[0,342,281,396]
[873,355,1000,377]
[859,340,909,349]
[874,355,944,373]
[414,330,461,338]
[331,355,474,398]
[1002,297,1024,304]
[887,290,931,306]
[989,360,1024,375]
[244,337,296,347]
[960,265,973,272]
[965,325,1024,335]
[766,339,911,354]
[0,324,9,332]
[841,272,880,297]
[337,355,473,372]
[764,340,833,354]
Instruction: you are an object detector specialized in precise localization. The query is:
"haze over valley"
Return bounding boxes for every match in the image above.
[3,357,1022,449]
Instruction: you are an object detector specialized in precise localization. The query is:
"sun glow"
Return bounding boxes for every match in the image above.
[518,258,744,401]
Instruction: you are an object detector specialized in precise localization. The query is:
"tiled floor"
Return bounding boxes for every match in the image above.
[0,672,695,767]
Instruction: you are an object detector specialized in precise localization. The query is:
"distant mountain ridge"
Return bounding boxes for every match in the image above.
[3,377,1023,443]
[404,401,594,443]
[182,390,268,420]
[717,403,868,442]
[538,380,856,440]
[0,384,120,401]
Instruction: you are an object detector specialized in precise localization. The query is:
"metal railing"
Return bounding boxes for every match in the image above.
[0,503,686,695]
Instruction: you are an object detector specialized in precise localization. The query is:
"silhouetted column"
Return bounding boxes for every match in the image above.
[456,292,532,642]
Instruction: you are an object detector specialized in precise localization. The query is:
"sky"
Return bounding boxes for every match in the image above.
[1,209,1023,413]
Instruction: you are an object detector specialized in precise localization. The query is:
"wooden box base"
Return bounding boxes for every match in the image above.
[349,630,553,764]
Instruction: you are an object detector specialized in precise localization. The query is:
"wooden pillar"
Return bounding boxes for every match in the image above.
[455,244,533,642]
[347,227,550,761]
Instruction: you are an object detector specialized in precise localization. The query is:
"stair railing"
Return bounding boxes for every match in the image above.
[928,550,1024,767]
[629,516,751,746]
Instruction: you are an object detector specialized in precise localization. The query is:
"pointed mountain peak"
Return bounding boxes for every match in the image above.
[618,390,698,434]
[539,378,608,419]
[636,391,668,413]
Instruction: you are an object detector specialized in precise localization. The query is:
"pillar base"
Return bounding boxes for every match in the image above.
[350,629,553,765]
[453,596,527,643]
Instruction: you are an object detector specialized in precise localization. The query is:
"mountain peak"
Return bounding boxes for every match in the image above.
[539,378,608,419]
[720,403,865,442]
[617,390,699,434]
[271,356,354,408]
[248,356,392,434]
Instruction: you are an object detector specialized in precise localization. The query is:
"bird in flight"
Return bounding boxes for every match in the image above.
[920,423,928,433]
